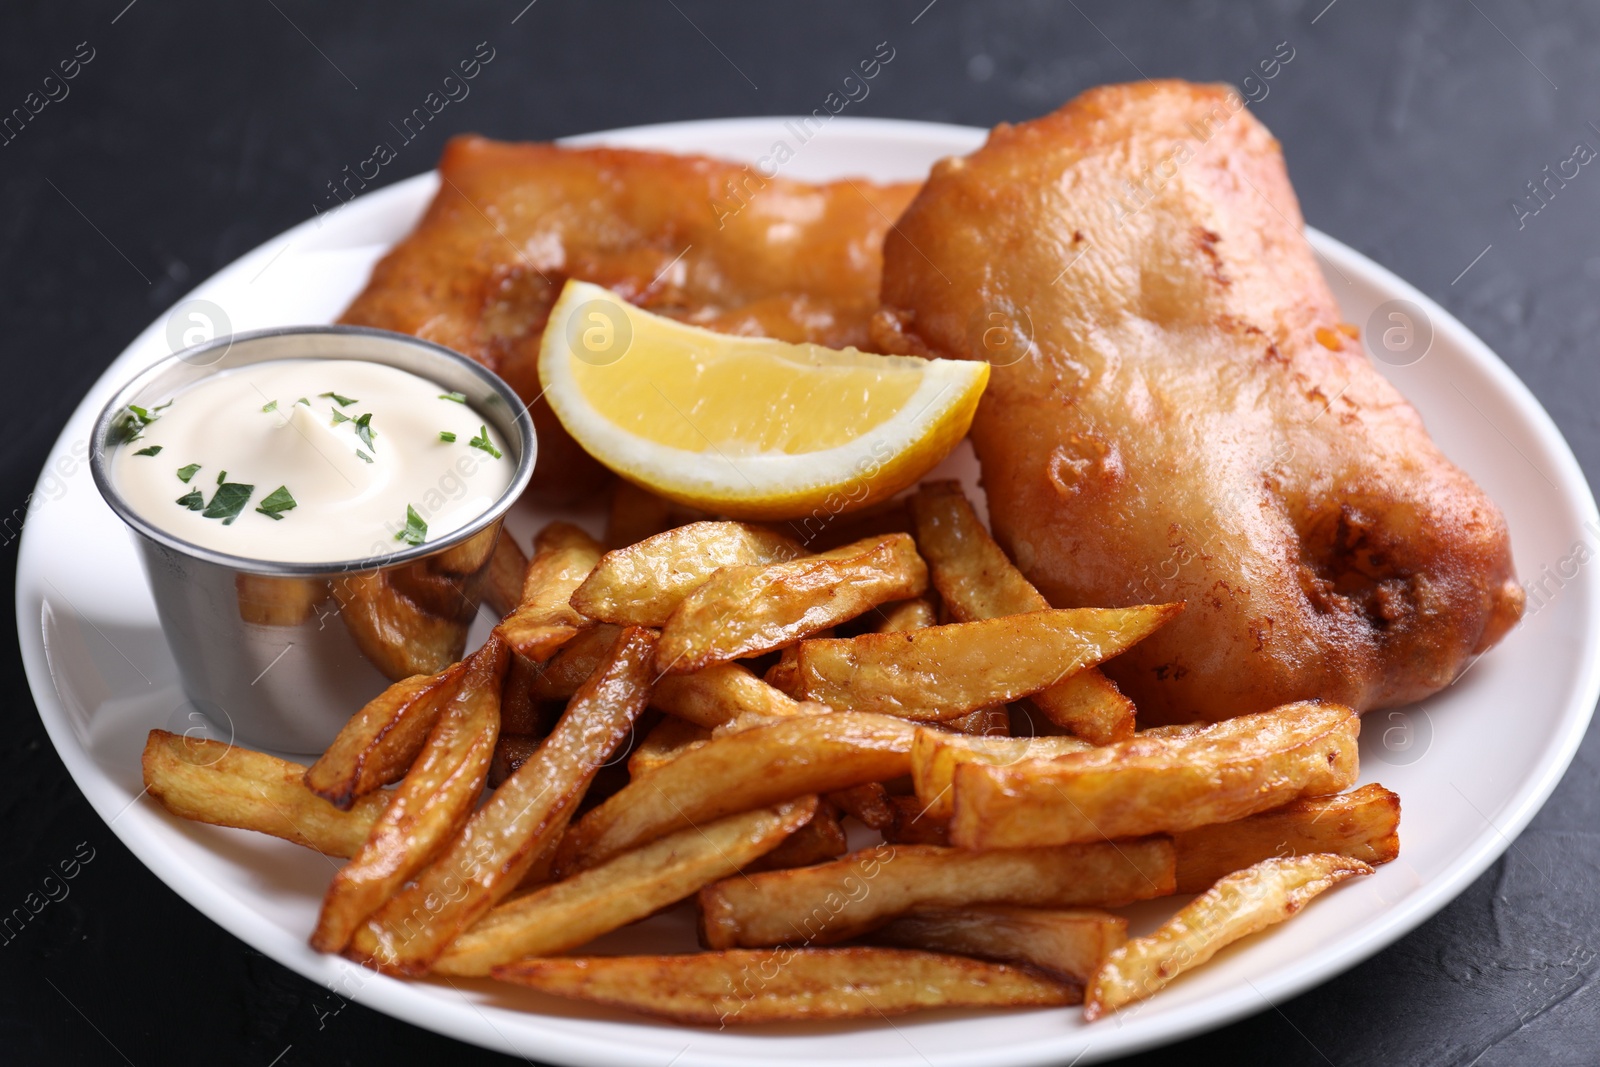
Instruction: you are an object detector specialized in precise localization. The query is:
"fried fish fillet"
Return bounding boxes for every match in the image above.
[878,81,1523,721]
[341,135,919,500]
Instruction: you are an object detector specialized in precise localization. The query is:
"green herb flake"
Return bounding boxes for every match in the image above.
[320,391,359,407]
[134,445,163,457]
[468,424,502,460]
[175,489,204,510]
[356,449,373,464]
[330,410,351,425]
[438,431,457,443]
[297,397,311,406]
[261,400,278,413]
[394,504,428,546]
[202,482,254,525]
[439,391,467,404]
[254,485,297,521]
[350,412,377,452]
[176,463,201,483]
[109,403,159,445]
[217,470,228,485]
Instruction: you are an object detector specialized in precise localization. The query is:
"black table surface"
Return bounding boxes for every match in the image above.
[3,2,1597,1064]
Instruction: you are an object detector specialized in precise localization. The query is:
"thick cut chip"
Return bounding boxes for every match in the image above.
[883,794,950,846]
[1085,853,1373,1018]
[627,716,711,777]
[570,521,802,626]
[234,573,328,627]
[434,798,816,976]
[875,595,938,632]
[493,521,602,662]
[748,804,849,871]
[873,906,1128,984]
[651,661,805,728]
[656,534,929,674]
[605,481,710,549]
[491,947,1077,1025]
[334,570,470,680]
[143,731,387,857]
[349,627,656,974]
[826,782,896,831]
[483,530,529,618]
[556,712,918,875]
[699,839,1175,948]
[950,701,1361,849]
[910,481,1135,742]
[1173,783,1400,893]
[794,605,1179,720]
[529,623,623,701]
[310,639,507,953]
[305,660,469,810]
[911,729,1092,820]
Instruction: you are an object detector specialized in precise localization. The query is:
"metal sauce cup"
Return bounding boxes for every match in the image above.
[89,326,536,754]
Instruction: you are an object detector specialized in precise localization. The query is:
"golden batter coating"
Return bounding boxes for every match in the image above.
[879,81,1522,721]
[342,135,919,500]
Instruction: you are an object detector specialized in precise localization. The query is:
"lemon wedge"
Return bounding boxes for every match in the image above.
[539,280,989,520]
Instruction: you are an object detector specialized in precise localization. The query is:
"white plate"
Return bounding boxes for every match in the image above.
[18,117,1600,1066]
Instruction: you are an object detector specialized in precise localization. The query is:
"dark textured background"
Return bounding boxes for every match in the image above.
[3,2,1597,1064]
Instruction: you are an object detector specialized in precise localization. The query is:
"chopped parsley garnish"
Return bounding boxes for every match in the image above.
[330,410,351,425]
[468,424,502,459]
[353,412,376,451]
[254,485,297,521]
[202,481,254,525]
[394,505,428,546]
[175,489,204,510]
[109,403,161,445]
[439,391,467,404]
[134,445,163,457]
[261,400,278,413]
[176,463,201,483]
[296,397,310,406]
[320,391,358,407]
[438,431,457,443]
[356,449,373,464]
[217,470,228,485]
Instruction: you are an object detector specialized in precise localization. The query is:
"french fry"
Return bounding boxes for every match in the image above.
[656,534,929,673]
[234,573,328,627]
[883,794,949,845]
[557,712,919,875]
[498,651,546,736]
[493,521,602,662]
[529,623,622,700]
[491,947,1078,1025]
[1173,784,1400,893]
[950,701,1361,850]
[785,494,914,554]
[483,529,530,618]
[748,803,848,871]
[143,731,387,857]
[826,782,896,831]
[793,605,1180,720]
[651,661,804,728]
[763,648,802,696]
[939,705,1011,736]
[488,734,541,789]
[699,839,1174,948]
[304,661,469,810]
[1085,853,1373,1019]
[571,521,802,626]
[873,906,1128,984]
[605,480,710,548]
[335,570,470,680]
[310,638,507,953]
[349,627,656,974]
[627,716,711,777]
[910,481,1136,743]
[912,729,1092,820]
[433,798,817,976]
[875,595,938,632]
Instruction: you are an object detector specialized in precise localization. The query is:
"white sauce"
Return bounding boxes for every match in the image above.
[110,358,513,563]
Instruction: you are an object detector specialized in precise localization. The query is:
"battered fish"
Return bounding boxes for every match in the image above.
[878,81,1523,721]
[342,135,919,500]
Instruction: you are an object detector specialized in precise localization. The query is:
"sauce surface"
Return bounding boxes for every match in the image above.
[109,358,513,563]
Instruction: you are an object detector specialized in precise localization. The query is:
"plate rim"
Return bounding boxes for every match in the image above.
[16,114,1600,1067]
